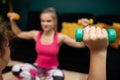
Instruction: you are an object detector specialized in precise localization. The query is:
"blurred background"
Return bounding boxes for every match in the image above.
[1,0,120,80]
[0,0,120,30]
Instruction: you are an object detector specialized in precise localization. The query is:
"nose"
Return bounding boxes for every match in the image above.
[42,21,48,26]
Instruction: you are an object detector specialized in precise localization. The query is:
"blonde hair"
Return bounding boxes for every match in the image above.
[40,7,58,31]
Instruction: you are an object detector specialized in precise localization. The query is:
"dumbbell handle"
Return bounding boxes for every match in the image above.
[75,28,116,43]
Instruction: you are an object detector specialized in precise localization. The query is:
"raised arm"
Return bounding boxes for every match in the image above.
[9,15,38,40]
[58,18,94,48]
[9,18,22,35]
[83,26,108,80]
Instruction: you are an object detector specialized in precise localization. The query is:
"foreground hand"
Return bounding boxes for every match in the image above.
[83,26,108,52]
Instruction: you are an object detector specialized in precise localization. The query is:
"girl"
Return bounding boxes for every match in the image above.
[9,7,85,80]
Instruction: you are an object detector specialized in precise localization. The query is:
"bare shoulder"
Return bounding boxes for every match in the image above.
[58,32,69,39]
[30,30,39,35]
[58,32,67,44]
[58,32,65,39]
[28,30,39,40]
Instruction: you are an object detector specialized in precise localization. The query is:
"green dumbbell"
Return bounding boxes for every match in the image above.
[75,28,116,43]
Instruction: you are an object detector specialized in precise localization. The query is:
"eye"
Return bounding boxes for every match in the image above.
[41,20,45,22]
[47,20,52,22]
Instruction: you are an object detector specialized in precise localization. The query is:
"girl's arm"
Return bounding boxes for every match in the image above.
[9,16,38,40]
[59,33,85,48]
[58,18,91,48]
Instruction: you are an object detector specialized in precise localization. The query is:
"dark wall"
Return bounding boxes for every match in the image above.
[10,0,120,30]
[0,1,9,19]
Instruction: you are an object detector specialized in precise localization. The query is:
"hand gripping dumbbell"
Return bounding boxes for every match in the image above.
[78,18,94,26]
[75,28,116,43]
[7,12,20,20]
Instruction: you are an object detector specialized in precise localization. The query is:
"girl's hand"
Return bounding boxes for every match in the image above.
[79,18,89,27]
[7,12,20,21]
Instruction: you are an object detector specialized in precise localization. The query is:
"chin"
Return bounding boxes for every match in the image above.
[43,29,50,32]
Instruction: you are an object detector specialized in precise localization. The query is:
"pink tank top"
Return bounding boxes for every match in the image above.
[35,31,60,69]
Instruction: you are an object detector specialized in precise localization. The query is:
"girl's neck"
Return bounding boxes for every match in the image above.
[43,30,55,36]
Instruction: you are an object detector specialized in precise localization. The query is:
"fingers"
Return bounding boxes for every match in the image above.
[83,26,108,42]
[96,27,101,38]
[89,26,96,40]
[9,16,14,21]
[80,18,89,27]
[102,28,108,43]
[8,13,16,21]
[83,26,96,41]
[83,26,90,41]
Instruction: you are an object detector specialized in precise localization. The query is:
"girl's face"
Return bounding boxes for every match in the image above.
[40,13,56,32]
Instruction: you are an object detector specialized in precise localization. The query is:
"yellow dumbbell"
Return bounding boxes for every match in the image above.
[7,12,20,20]
[78,18,94,26]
